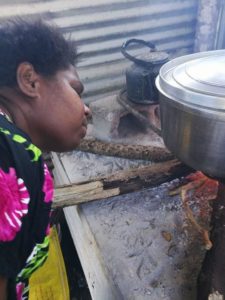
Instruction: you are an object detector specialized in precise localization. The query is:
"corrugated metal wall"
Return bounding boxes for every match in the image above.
[0,0,198,103]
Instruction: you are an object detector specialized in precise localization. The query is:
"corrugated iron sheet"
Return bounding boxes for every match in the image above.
[0,0,198,103]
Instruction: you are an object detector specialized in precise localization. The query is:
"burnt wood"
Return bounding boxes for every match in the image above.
[53,159,192,209]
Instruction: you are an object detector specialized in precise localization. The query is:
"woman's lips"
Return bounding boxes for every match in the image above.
[81,121,88,137]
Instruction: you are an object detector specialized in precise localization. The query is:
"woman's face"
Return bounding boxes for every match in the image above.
[29,65,91,152]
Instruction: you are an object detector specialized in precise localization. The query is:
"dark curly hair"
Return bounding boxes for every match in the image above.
[0,18,77,87]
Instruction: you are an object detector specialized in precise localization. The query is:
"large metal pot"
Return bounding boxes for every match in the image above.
[155,50,225,179]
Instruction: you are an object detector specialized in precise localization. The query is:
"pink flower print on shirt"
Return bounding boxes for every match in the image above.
[42,163,54,203]
[45,210,52,235]
[0,168,30,242]
[16,282,25,300]
[45,223,50,235]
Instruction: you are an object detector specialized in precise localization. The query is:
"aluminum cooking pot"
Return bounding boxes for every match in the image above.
[155,50,225,179]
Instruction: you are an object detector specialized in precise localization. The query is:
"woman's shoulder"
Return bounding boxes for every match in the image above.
[0,115,42,164]
[0,114,31,141]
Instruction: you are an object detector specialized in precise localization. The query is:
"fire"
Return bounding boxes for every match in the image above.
[184,172,218,201]
[169,171,218,250]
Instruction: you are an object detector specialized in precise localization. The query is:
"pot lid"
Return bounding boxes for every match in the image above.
[156,50,225,110]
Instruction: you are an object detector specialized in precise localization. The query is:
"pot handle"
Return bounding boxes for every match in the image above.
[121,38,156,66]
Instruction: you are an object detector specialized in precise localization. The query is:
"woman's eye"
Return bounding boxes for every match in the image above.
[72,87,77,93]
[71,80,84,96]
[72,87,80,95]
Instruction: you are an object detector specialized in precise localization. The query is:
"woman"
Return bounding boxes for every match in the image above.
[0,18,90,299]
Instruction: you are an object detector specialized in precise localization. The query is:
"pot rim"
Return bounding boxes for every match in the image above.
[156,49,225,110]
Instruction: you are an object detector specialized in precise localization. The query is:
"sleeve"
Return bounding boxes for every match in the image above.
[0,139,30,278]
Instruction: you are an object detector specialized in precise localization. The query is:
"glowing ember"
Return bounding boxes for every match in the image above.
[169,171,218,250]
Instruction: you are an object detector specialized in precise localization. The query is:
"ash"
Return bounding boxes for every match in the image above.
[81,181,207,300]
[58,150,151,183]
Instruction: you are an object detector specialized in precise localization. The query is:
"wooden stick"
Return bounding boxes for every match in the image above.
[117,89,162,136]
[53,159,192,208]
[77,138,174,162]
[180,187,212,250]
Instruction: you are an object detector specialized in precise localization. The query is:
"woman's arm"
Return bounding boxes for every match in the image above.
[0,276,7,300]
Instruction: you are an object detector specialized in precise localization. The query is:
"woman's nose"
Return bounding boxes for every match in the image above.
[84,104,92,119]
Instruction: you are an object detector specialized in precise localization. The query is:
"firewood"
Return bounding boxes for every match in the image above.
[53,159,192,208]
[77,138,174,162]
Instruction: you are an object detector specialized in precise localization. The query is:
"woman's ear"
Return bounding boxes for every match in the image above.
[16,63,40,97]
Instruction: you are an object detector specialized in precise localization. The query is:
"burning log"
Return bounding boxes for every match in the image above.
[77,138,173,162]
[197,182,225,300]
[169,172,218,250]
[169,172,225,299]
[53,159,192,209]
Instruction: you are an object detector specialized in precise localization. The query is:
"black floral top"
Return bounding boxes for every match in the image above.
[0,114,53,299]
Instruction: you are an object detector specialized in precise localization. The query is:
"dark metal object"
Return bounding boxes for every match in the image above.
[121,39,169,104]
